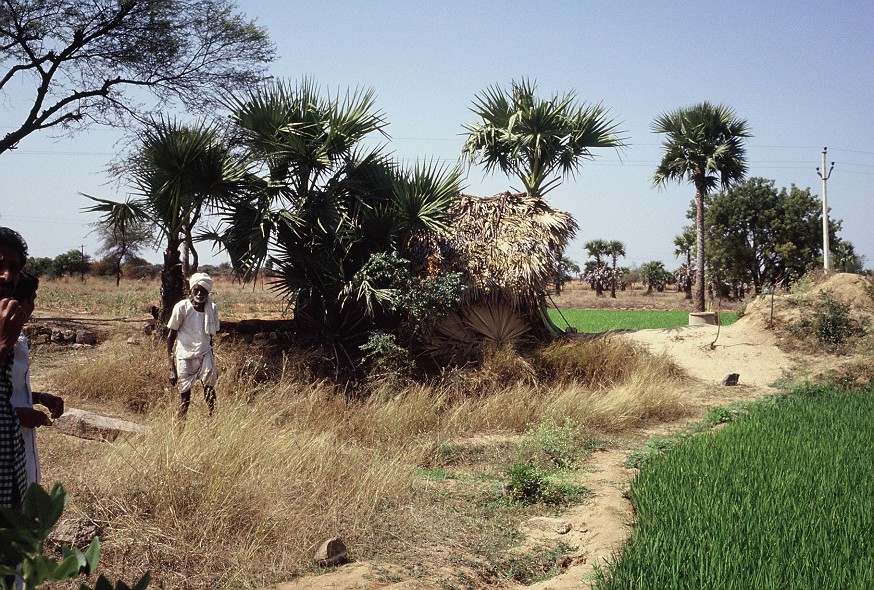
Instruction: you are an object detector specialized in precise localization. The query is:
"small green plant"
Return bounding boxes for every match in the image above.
[0,483,149,590]
[502,463,588,506]
[625,436,676,469]
[703,405,736,426]
[359,331,416,378]
[789,290,868,353]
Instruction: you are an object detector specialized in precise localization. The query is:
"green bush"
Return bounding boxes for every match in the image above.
[502,463,588,506]
[789,290,868,353]
[515,418,593,470]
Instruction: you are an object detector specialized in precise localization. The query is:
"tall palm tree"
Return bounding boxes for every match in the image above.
[89,118,247,325]
[604,240,626,298]
[462,79,625,198]
[652,102,751,312]
[673,226,695,300]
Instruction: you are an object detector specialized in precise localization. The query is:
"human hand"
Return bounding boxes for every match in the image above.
[169,364,178,386]
[16,407,52,428]
[37,392,65,419]
[0,297,25,357]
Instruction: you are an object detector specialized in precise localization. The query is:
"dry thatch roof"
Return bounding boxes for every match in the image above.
[435,191,578,304]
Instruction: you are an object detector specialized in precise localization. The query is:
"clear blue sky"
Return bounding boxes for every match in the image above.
[1,0,872,271]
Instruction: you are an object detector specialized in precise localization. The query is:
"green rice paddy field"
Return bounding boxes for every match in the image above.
[595,385,874,589]
[549,308,738,333]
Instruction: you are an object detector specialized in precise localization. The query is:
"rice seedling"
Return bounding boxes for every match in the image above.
[595,385,874,589]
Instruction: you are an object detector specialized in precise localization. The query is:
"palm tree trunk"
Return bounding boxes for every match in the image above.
[694,177,706,312]
[159,242,185,330]
[685,252,693,300]
[610,256,617,298]
[181,239,190,278]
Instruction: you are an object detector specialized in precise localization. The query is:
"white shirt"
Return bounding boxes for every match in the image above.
[11,334,40,485]
[167,298,219,359]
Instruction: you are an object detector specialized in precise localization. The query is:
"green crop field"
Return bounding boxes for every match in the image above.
[548,308,738,333]
[595,385,874,589]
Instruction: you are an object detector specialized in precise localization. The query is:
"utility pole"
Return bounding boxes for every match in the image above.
[815,147,835,272]
[80,244,86,282]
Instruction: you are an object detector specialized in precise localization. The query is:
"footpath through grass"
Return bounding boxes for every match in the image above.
[595,385,874,589]
[548,308,738,333]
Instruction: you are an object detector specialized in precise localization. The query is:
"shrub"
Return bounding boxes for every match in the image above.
[502,463,589,506]
[788,290,868,353]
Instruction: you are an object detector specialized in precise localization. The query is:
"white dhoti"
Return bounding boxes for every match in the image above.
[175,350,219,393]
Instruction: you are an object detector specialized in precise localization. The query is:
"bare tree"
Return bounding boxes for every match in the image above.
[0,0,275,154]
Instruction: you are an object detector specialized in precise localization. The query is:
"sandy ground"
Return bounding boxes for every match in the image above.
[269,317,794,590]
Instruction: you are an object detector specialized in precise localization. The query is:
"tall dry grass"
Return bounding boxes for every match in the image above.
[33,275,284,320]
[44,334,691,588]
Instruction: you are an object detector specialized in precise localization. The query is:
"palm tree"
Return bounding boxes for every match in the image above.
[673,226,695,300]
[584,239,609,296]
[88,118,247,325]
[652,102,751,312]
[604,240,626,298]
[462,79,625,198]
[136,118,249,323]
[218,79,461,371]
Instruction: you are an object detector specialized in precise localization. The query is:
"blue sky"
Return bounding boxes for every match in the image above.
[1,0,872,271]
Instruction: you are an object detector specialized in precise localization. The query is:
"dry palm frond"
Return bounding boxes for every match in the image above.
[436,192,577,303]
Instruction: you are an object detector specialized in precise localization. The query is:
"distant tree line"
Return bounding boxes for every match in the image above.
[26,250,234,282]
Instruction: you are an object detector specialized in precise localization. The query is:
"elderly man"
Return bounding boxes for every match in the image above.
[0,227,29,508]
[167,272,220,418]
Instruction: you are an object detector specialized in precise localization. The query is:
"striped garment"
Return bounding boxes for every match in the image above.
[0,353,27,508]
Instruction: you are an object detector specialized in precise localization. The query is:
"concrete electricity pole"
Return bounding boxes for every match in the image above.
[816,147,834,272]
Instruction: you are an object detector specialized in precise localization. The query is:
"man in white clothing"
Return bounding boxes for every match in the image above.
[167,272,220,418]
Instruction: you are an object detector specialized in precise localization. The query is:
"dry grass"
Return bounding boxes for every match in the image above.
[65,398,420,589]
[30,277,698,589]
[34,275,285,320]
[38,333,692,589]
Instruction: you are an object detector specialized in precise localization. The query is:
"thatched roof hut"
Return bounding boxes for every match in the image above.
[424,191,577,359]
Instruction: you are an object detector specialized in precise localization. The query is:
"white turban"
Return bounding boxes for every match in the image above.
[189,272,213,293]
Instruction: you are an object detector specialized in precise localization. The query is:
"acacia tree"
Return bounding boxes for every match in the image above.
[703,177,843,291]
[0,0,274,155]
[83,195,152,286]
[652,102,751,312]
